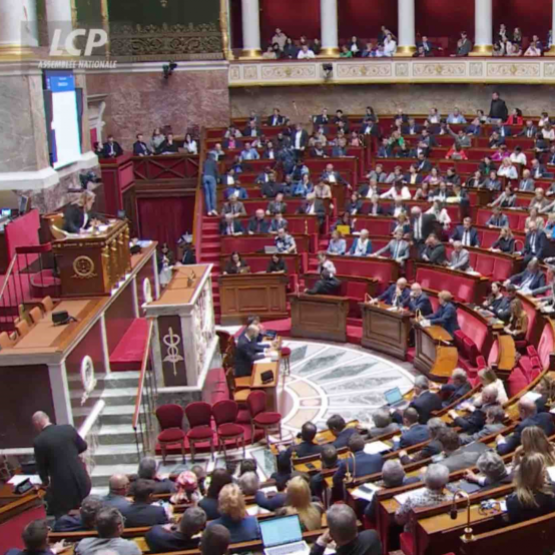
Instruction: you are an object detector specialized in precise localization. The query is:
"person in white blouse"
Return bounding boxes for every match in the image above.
[183,133,198,155]
[509,146,527,167]
[427,107,441,124]
[542,123,555,141]
[380,181,411,201]
[497,158,518,180]
[426,200,451,229]
[473,367,508,406]
[539,112,551,128]
[297,45,316,59]
[383,34,397,57]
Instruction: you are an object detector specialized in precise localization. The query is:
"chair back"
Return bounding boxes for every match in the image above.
[217,330,232,355]
[185,401,212,428]
[15,320,30,337]
[0,332,13,349]
[41,296,54,313]
[29,306,43,324]
[247,390,267,418]
[156,404,184,430]
[212,400,239,426]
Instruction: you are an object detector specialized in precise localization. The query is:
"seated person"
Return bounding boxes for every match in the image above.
[235,325,267,378]
[333,433,384,490]
[6,519,71,555]
[366,194,384,216]
[453,384,501,436]
[312,504,381,555]
[270,451,293,492]
[506,453,555,523]
[397,407,430,448]
[219,213,243,236]
[421,233,446,265]
[327,230,347,255]
[345,192,364,215]
[200,525,230,555]
[399,417,446,464]
[133,133,152,156]
[266,192,287,216]
[123,480,168,528]
[314,180,333,200]
[403,282,433,316]
[401,375,443,425]
[278,476,323,531]
[221,196,247,219]
[297,192,326,219]
[74,507,141,555]
[450,216,480,247]
[275,228,297,254]
[373,277,409,307]
[310,445,340,501]
[145,507,206,553]
[128,457,176,496]
[490,226,515,254]
[103,135,123,158]
[104,474,132,513]
[448,241,470,271]
[364,460,419,522]
[395,464,451,529]
[260,177,285,199]
[433,428,488,472]
[371,228,410,265]
[292,173,314,197]
[521,221,547,263]
[269,213,288,234]
[486,206,509,228]
[504,298,528,340]
[425,290,460,335]
[54,495,104,532]
[287,422,323,458]
[364,408,400,438]
[305,267,340,295]
[464,451,511,490]
[224,181,248,201]
[63,191,102,233]
[497,397,555,455]
[504,259,545,293]
[460,404,506,444]
[223,252,248,275]
[209,484,260,543]
[482,282,511,319]
[157,133,179,154]
[267,253,287,274]
[333,212,354,234]
[199,469,233,520]
[320,163,344,185]
[440,368,471,407]
[327,414,356,449]
[349,229,372,256]
[247,209,269,234]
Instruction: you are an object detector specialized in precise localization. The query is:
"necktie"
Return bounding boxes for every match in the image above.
[110,144,114,155]
[531,233,536,252]
[463,231,469,246]
[393,242,399,260]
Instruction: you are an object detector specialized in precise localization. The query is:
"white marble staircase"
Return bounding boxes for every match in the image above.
[69,371,147,493]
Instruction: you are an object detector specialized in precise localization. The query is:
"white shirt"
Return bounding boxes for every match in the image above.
[294,131,303,149]
[297,49,315,59]
[497,165,518,179]
[320,260,337,277]
[383,39,397,56]
[185,140,198,155]
[354,238,370,256]
[380,185,411,201]
[510,152,527,166]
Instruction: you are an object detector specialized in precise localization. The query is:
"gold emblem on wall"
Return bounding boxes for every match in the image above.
[72,256,97,279]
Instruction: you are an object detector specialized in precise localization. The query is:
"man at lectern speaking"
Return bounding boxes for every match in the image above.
[63,191,104,233]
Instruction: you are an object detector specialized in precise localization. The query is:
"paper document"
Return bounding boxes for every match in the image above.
[8,475,42,486]
[255,357,273,365]
[351,483,382,502]
[521,391,542,402]
[364,441,391,455]
[394,487,427,505]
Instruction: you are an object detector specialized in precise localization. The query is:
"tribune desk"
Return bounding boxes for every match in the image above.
[414,324,458,382]
[360,302,412,359]
[290,294,349,343]
[219,273,289,325]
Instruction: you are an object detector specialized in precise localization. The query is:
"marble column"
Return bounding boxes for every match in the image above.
[546,0,555,55]
[241,0,261,58]
[469,0,493,56]
[320,0,339,57]
[396,0,416,56]
[45,0,74,56]
[0,0,38,57]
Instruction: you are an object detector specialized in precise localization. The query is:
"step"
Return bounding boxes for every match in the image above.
[70,387,139,408]
[93,443,141,465]
[98,423,138,445]
[91,462,140,488]
[74,404,143,426]
[67,371,140,391]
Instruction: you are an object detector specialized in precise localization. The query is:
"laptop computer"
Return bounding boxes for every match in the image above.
[384,387,407,408]
[260,515,310,555]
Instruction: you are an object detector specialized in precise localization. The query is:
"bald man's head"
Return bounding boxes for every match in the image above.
[108,474,129,495]
[519,397,537,418]
[32,412,50,432]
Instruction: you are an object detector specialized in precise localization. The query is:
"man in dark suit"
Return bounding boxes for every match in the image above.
[122,480,168,528]
[234,325,267,377]
[407,376,443,424]
[157,133,179,154]
[399,417,445,464]
[519,120,538,138]
[320,163,345,185]
[296,193,326,225]
[375,277,410,308]
[404,282,433,316]
[435,429,489,473]
[415,152,433,173]
[267,108,286,126]
[133,133,152,156]
[451,384,500,435]
[497,397,555,455]
[219,214,243,236]
[421,233,446,265]
[521,221,547,263]
[247,209,269,234]
[427,290,460,335]
[287,422,323,458]
[6,520,62,555]
[397,407,430,448]
[410,207,436,251]
[129,457,176,496]
[333,434,384,486]
[32,411,91,517]
[102,135,123,158]
[305,268,341,295]
[360,119,380,137]
[292,123,309,159]
[489,91,508,122]
[313,108,330,126]
[402,118,421,136]
[450,217,480,247]
[327,414,357,449]
[104,474,132,513]
[53,495,104,532]
[440,368,472,407]
[505,258,546,292]
[63,191,101,233]
[145,507,205,553]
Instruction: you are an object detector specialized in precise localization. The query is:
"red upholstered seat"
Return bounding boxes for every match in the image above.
[217,423,244,437]
[185,401,214,461]
[187,426,213,440]
[254,412,282,425]
[247,390,282,444]
[212,399,245,457]
[453,330,466,351]
[400,531,414,555]
[463,337,479,366]
[507,366,529,398]
[281,347,291,357]
[157,428,186,442]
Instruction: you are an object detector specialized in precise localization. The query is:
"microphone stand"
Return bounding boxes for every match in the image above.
[450,489,474,542]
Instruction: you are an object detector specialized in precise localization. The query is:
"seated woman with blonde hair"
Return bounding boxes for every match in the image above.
[209,484,260,543]
[513,426,555,468]
[278,476,323,531]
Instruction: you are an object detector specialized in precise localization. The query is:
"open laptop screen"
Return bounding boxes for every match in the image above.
[260,515,303,548]
[384,387,403,405]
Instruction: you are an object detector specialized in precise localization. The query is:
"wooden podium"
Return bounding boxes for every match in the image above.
[219,273,289,325]
[360,302,411,359]
[291,294,349,342]
[52,220,132,297]
[414,324,458,382]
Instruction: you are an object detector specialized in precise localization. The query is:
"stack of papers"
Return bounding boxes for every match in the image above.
[351,483,382,502]
[394,487,427,505]
[8,475,42,486]
[364,441,391,455]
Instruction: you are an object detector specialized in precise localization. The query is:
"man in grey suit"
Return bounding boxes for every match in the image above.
[435,429,489,472]
[448,241,470,271]
[372,229,410,264]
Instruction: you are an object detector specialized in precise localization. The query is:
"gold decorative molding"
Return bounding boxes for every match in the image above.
[469,44,493,56]
[395,45,416,56]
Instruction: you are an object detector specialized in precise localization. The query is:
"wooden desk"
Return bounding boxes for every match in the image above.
[414,324,458,382]
[360,302,411,359]
[290,294,349,343]
[219,273,289,325]
[250,351,281,412]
